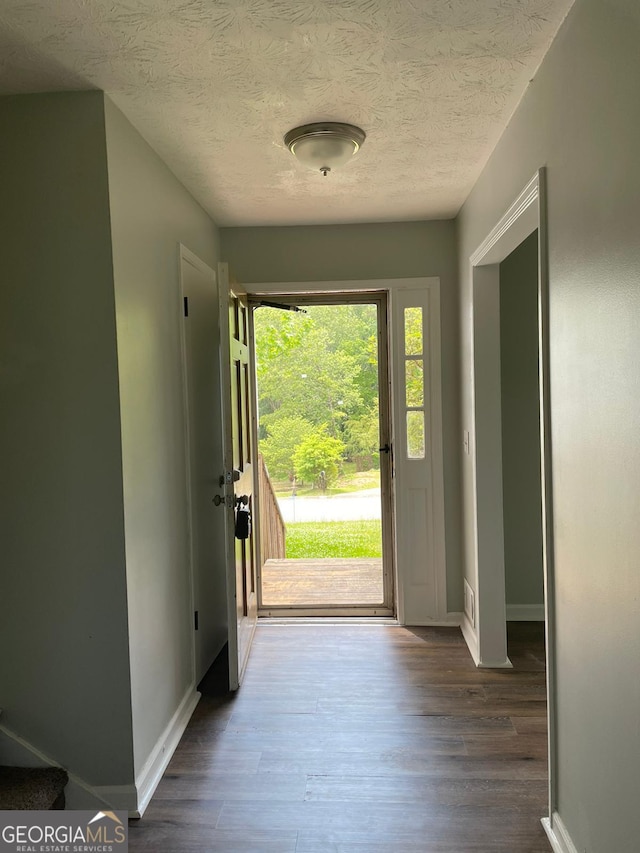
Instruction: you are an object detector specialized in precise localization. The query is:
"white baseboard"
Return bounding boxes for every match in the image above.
[459,615,513,668]
[477,656,513,669]
[460,613,480,664]
[133,685,200,818]
[507,603,545,621]
[542,813,579,853]
[0,685,200,817]
[0,723,136,812]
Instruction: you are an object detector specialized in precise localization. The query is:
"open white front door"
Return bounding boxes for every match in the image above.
[218,262,258,690]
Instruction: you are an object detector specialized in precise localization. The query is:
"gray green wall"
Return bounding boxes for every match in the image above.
[104,97,222,780]
[457,0,640,848]
[0,91,223,804]
[221,220,454,284]
[499,232,544,609]
[221,221,463,610]
[0,92,134,784]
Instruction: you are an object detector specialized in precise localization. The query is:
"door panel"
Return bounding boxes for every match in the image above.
[392,285,447,625]
[219,262,257,689]
[179,247,227,683]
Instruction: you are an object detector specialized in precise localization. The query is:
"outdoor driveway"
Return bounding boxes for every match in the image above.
[277,489,381,522]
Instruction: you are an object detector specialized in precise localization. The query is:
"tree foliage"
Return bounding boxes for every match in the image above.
[293,428,345,490]
[260,416,314,481]
[254,304,381,487]
[345,402,380,468]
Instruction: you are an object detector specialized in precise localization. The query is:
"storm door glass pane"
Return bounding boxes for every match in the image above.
[405,360,424,407]
[406,411,425,459]
[404,307,423,355]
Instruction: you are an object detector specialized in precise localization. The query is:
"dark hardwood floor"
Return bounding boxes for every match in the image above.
[129,622,550,852]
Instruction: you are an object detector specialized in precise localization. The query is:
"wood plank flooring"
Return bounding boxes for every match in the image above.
[129,622,550,852]
[261,558,384,606]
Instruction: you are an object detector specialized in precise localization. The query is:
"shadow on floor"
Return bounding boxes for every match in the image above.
[197,642,230,697]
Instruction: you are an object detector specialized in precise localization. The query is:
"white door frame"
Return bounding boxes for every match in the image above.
[246,277,449,627]
[250,289,397,619]
[465,169,557,819]
[250,290,394,618]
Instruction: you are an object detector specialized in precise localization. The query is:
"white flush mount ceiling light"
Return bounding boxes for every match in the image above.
[284,122,366,176]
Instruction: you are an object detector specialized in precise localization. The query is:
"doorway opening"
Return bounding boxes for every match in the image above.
[251,293,395,617]
[500,231,545,634]
[466,170,556,833]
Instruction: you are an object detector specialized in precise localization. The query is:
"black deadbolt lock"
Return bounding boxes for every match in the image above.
[235,501,251,540]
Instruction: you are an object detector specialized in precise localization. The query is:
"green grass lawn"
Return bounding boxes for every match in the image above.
[286,520,382,559]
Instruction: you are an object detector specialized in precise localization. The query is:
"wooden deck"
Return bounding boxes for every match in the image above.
[261,557,384,606]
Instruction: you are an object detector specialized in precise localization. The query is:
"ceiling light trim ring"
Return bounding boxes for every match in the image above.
[284,122,366,176]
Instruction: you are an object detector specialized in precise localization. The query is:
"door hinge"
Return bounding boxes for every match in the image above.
[194,610,199,630]
[183,296,189,317]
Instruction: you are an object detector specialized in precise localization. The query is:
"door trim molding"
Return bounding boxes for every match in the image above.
[251,290,395,618]
[466,168,557,821]
[247,277,446,628]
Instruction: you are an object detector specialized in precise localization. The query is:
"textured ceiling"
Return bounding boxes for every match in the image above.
[0,0,573,226]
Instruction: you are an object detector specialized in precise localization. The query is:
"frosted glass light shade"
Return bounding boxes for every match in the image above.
[285,122,366,175]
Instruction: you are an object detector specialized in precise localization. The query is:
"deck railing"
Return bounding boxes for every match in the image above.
[258,453,286,562]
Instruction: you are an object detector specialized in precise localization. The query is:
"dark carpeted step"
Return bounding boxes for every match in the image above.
[0,766,68,810]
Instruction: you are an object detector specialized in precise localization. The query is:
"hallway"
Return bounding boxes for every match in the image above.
[129,623,550,852]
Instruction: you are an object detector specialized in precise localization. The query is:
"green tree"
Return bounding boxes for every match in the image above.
[345,402,380,470]
[254,303,380,476]
[404,306,423,357]
[257,321,363,435]
[301,304,379,412]
[260,416,314,481]
[293,428,345,491]
[254,309,312,372]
